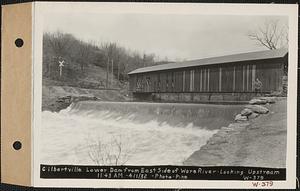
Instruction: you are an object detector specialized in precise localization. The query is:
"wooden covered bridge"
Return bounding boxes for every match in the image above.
[128,49,288,102]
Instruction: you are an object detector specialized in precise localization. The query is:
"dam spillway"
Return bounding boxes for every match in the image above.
[40,101,243,165]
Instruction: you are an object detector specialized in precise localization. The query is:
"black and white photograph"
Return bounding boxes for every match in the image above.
[32,2,297,188]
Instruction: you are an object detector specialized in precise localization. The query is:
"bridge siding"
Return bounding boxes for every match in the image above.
[130,57,285,94]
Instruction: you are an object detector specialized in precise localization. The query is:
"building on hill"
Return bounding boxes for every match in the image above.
[128,49,288,102]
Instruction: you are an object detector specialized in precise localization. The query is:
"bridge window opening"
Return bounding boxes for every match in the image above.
[242,65,245,92]
[183,71,186,92]
[252,64,256,91]
[190,70,195,92]
[203,69,206,91]
[219,67,222,92]
[207,68,210,91]
[171,72,175,92]
[246,65,249,91]
[199,69,202,92]
[146,77,150,92]
[157,74,161,92]
[165,73,168,92]
[233,66,236,92]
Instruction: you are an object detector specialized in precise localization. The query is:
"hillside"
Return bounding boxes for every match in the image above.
[43,63,121,90]
[42,63,131,112]
[43,31,163,88]
[42,31,172,112]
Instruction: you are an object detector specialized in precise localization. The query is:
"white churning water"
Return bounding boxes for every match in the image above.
[40,101,243,165]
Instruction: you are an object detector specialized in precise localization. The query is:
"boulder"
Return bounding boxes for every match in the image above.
[247,125,260,130]
[240,108,253,116]
[249,98,267,105]
[248,112,259,119]
[245,105,269,114]
[208,136,228,145]
[235,114,248,122]
[57,96,72,103]
[228,123,244,128]
[220,126,239,134]
[259,97,276,104]
[228,123,249,130]
[221,126,234,131]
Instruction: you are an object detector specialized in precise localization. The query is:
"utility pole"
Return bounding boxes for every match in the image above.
[106,57,109,89]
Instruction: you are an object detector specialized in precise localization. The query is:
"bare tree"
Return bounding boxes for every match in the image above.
[248,19,288,50]
[43,32,77,79]
[87,135,134,165]
[44,31,75,56]
[77,40,91,72]
[43,31,166,84]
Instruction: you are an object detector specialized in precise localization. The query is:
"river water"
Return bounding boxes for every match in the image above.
[40,101,243,166]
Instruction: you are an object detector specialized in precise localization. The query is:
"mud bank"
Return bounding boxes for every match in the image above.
[184,97,287,168]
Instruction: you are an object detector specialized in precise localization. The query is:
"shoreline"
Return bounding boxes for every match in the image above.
[42,85,130,112]
[183,97,287,168]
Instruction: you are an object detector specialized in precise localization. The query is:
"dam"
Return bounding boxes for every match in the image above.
[40,101,243,166]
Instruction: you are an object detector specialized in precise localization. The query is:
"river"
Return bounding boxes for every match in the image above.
[40,101,243,166]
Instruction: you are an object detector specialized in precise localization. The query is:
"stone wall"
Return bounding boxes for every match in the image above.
[132,92,259,103]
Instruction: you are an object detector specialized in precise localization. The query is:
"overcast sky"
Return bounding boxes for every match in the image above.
[43,13,287,61]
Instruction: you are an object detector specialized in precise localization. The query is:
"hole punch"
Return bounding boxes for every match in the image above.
[13,141,22,150]
[15,38,24,48]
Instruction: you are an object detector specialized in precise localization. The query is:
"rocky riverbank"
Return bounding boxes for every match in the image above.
[42,85,130,112]
[184,96,287,168]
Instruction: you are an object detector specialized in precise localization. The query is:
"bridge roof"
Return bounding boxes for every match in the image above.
[128,48,288,75]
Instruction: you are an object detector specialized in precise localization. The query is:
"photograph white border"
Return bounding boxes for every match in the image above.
[32,2,298,189]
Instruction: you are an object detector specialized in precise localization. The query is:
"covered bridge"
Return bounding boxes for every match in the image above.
[128,49,288,102]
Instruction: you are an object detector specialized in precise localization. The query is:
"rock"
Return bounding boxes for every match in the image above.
[245,105,269,114]
[208,136,228,145]
[214,131,228,137]
[240,108,253,116]
[235,114,248,122]
[57,96,72,103]
[228,122,249,128]
[227,123,248,132]
[92,96,100,100]
[247,125,260,130]
[248,112,259,119]
[228,123,237,128]
[220,127,239,134]
[267,91,283,96]
[221,126,234,131]
[259,97,276,104]
[249,98,267,105]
